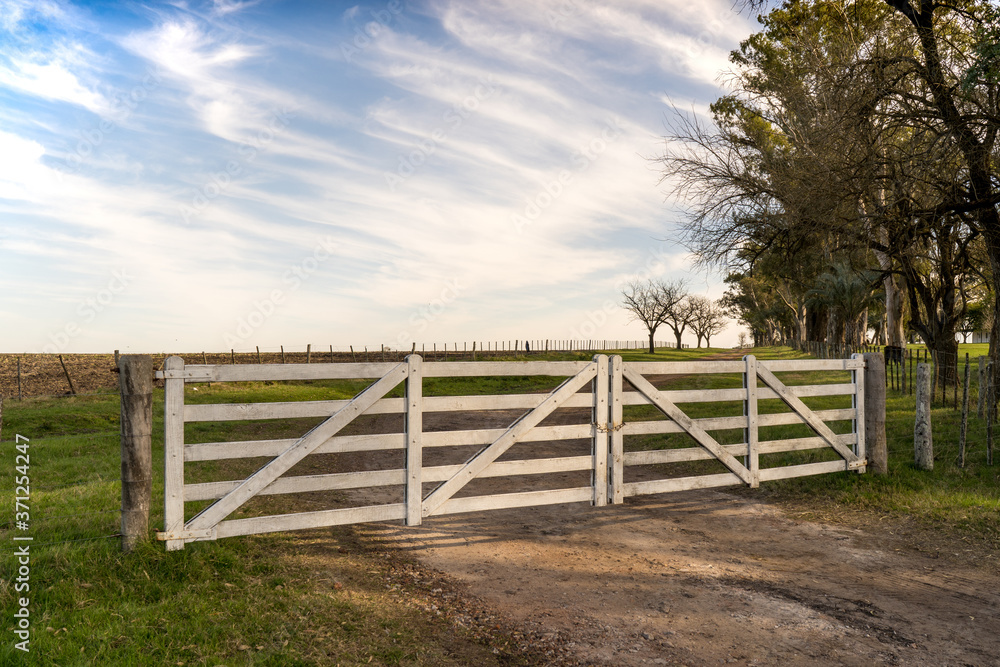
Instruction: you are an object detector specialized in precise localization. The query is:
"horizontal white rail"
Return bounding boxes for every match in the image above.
[185,423,593,461]
[158,360,592,383]
[184,383,856,423]
[185,454,595,501]
[624,434,856,466]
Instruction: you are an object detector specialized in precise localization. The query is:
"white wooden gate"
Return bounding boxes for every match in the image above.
[609,355,866,502]
[156,353,866,549]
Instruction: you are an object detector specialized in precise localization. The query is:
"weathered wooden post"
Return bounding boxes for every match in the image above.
[863,352,887,475]
[914,362,933,470]
[58,354,76,395]
[959,354,970,468]
[119,355,153,551]
[978,356,987,418]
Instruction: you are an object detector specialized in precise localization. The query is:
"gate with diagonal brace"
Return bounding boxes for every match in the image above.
[156,353,867,550]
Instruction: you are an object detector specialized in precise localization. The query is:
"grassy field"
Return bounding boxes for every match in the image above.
[1,344,998,664]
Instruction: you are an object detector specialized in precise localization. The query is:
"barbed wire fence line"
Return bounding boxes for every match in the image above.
[2,341,696,400]
[0,426,125,549]
[785,338,996,470]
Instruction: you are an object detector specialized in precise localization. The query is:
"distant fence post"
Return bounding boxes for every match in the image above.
[119,354,153,552]
[978,356,986,418]
[57,354,77,395]
[863,352,887,475]
[959,354,970,468]
[914,362,933,470]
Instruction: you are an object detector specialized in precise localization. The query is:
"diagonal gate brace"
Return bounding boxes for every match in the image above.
[185,362,409,533]
[623,366,753,485]
[755,365,864,468]
[421,361,598,517]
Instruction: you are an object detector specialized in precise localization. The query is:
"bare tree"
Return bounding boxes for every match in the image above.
[621,279,686,353]
[662,285,695,350]
[689,295,729,348]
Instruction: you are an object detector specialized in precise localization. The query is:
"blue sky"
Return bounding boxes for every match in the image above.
[0,0,755,353]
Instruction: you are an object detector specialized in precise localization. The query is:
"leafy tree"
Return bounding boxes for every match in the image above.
[658,0,997,380]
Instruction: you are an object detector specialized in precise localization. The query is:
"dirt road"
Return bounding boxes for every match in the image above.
[359,489,999,666]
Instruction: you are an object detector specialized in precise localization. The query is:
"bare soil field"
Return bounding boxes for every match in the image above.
[0,349,514,399]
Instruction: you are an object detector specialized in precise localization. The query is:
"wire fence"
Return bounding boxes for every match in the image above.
[1,341,689,400]
[0,430,124,549]
[785,339,996,468]
[907,350,995,467]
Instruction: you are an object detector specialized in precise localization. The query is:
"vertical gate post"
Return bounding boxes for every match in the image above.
[854,353,872,474]
[914,362,933,470]
[119,355,153,552]
[592,355,609,507]
[743,355,759,487]
[608,355,624,504]
[163,356,187,550]
[405,355,423,525]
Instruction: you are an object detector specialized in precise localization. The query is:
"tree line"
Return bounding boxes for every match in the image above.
[656,0,999,386]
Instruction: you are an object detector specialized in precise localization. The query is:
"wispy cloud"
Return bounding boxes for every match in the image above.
[2,0,752,352]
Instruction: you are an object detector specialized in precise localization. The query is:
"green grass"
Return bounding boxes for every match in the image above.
[3,343,999,664]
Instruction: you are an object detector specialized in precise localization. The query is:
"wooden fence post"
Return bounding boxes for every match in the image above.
[959,354,970,468]
[914,362,933,470]
[863,352,887,475]
[119,355,153,552]
[987,364,994,467]
[306,344,312,363]
[57,354,76,395]
[978,356,986,418]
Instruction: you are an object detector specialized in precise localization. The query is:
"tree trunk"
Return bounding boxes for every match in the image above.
[648,330,655,355]
[674,330,683,349]
[795,303,807,343]
[930,335,959,391]
[885,274,906,348]
[826,309,838,345]
[985,237,1000,413]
